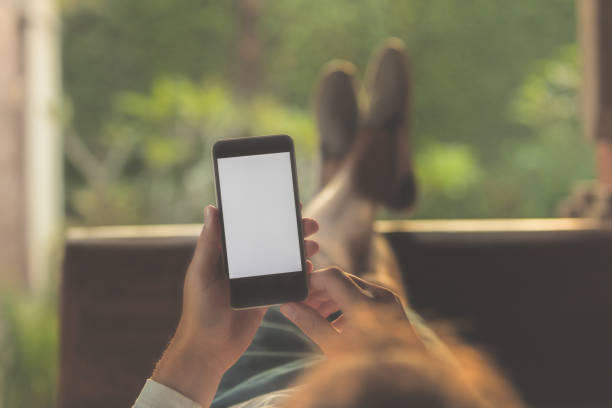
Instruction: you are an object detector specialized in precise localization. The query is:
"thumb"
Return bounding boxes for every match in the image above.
[280,303,337,352]
[192,205,221,272]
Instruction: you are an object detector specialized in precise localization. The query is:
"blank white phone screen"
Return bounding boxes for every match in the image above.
[217,152,302,279]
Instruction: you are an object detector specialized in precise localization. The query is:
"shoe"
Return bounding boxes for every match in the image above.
[315,60,360,188]
[357,38,417,210]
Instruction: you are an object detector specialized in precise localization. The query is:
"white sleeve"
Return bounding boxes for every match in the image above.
[132,379,202,408]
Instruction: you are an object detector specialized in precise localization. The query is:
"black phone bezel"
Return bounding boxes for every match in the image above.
[212,134,308,309]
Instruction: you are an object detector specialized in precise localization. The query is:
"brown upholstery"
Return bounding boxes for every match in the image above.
[60,221,612,407]
[60,236,194,408]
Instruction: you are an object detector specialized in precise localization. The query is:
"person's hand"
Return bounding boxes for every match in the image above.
[280,267,414,354]
[153,205,319,405]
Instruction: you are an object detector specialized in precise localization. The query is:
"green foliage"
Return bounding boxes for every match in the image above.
[513,46,581,128]
[62,0,235,145]
[66,77,317,225]
[503,45,594,217]
[0,292,58,408]
[61,0,590,225]
[408,45,594,219]
[416,143,482,198]
[64,0,592,224]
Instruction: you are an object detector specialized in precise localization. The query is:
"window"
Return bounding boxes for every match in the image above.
[61,0,591,225]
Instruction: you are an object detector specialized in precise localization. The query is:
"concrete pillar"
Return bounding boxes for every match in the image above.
[24,0,63,291]
[0,0,62,291]
[0,0,27,289]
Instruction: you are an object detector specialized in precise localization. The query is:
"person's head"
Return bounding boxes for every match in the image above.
[285,309,524,408]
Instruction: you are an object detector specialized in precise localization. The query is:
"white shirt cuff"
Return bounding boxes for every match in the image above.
[132,379,202,408]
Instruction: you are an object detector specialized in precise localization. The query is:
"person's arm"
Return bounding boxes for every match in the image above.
[280,267,525,407]
[148,336,224,407]
[133,205,319,407]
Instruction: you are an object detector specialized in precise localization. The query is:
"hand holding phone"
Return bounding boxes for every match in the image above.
[152,205,319,406]
[213,135,312,308]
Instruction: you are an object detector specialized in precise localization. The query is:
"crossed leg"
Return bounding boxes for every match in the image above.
[304,38,415,302]
[304,128,407,301]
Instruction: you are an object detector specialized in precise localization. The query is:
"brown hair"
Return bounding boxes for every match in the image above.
[285,307,524,408]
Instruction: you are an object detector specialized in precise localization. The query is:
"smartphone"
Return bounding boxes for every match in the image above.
[212,135,308,309]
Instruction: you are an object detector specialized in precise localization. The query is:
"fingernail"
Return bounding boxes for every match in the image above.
[204,206,213,229]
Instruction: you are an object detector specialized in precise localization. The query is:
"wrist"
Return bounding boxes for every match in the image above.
[152,335,224,406]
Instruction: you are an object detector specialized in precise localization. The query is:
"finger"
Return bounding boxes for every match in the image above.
[347,273,385,293]
[302,218,319,237]
[306,260,313,273]
[316,299,340,318]
[280,303,337,349]
[331,314,346,332]
[309,267,365,312]
[304,239,319,258]
[303,287,337,309]
[347,274,400,303]
[192,205,221,271]
[302,289,329,310]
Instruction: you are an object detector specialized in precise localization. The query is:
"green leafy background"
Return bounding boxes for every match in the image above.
[60,0,593,225]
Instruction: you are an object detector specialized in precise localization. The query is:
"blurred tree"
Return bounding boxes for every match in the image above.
[61,0,586,223]
[504,45,594,217]
[63,77,316,225]
[235,0,262,97]
[62,0,236,146]
[409,45,594,219]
